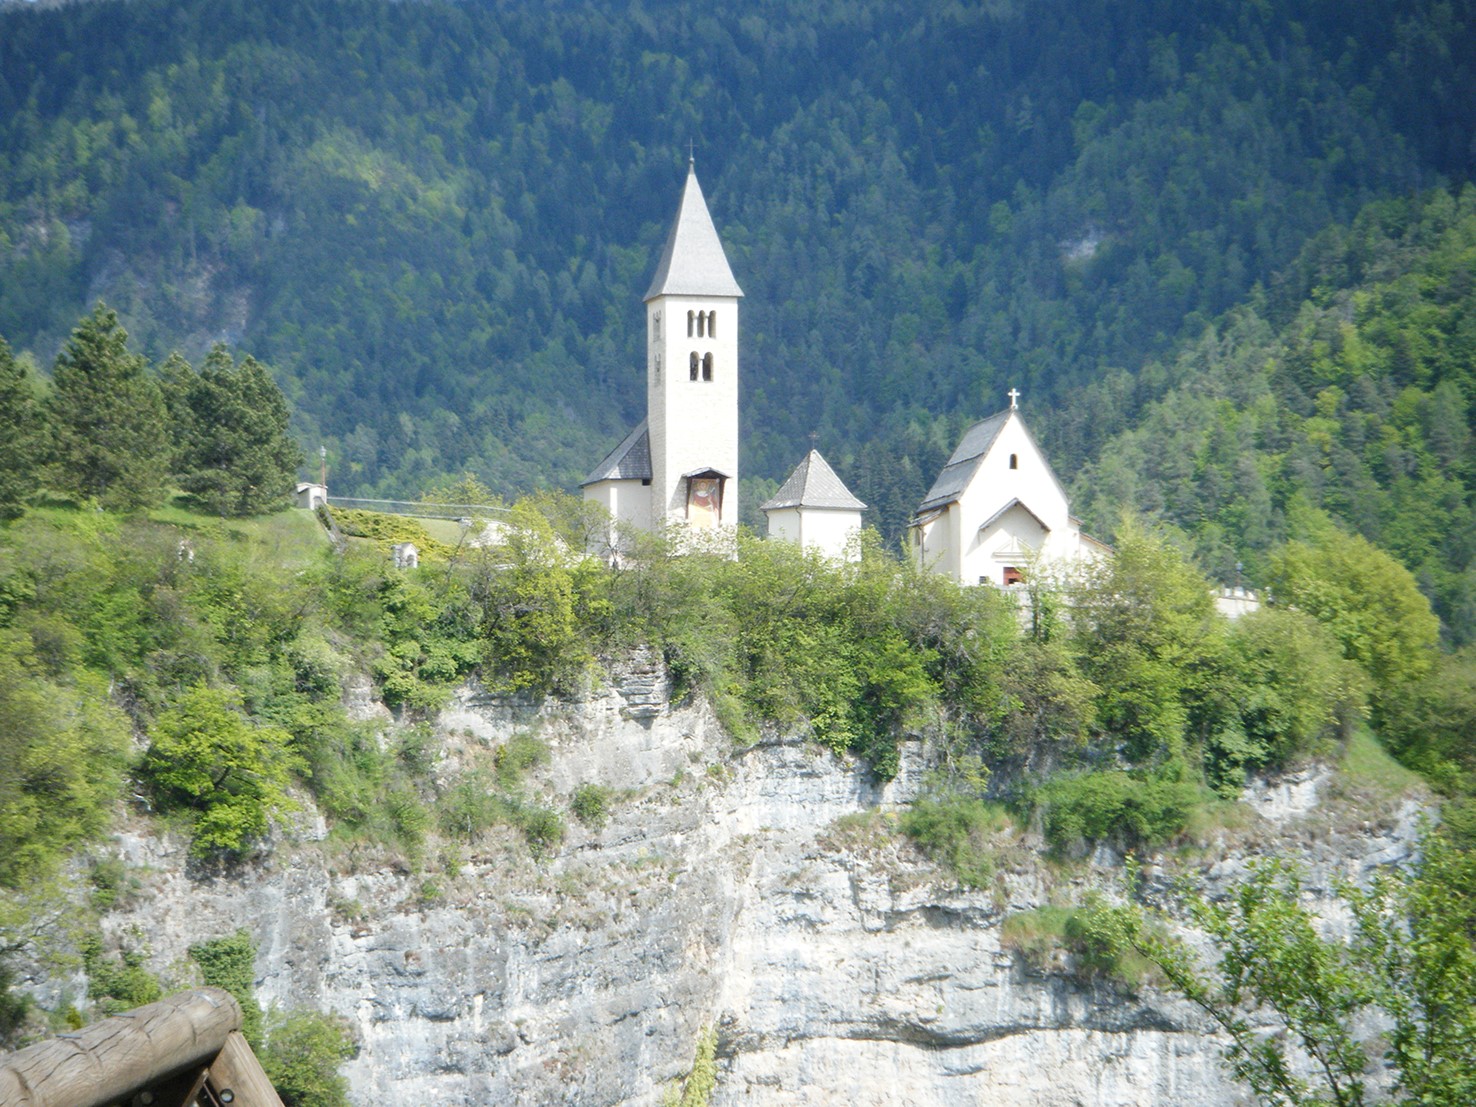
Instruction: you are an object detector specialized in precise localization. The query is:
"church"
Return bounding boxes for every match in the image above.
[582,160,1102,580]
[909,393,1110,586]
[581,158,743,538]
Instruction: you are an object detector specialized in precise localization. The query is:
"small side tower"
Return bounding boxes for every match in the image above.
[761,449,866,561]
[643,158,743,531]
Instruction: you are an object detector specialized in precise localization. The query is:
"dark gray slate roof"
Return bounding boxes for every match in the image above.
[915,409,1011,512]
[644,164,744,301]
[761,450,866,512]
[580,420,652,485]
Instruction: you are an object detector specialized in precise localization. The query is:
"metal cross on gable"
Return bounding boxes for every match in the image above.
[1008,387,1021,409]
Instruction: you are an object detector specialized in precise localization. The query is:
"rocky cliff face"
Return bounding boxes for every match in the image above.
[92,653,1424,1106]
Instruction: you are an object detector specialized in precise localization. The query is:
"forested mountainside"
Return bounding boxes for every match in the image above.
[1072,189,1476,643]
[1,0,1473,523]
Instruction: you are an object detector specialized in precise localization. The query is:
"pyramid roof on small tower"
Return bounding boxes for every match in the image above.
[644,162,744,301]
[761,450,866,512]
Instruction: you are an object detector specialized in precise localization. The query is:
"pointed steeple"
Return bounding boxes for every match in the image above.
[644,162,744,301]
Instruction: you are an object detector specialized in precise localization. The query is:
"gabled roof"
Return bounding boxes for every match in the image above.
[978,497,1050,535]
[580,420,652,485]
[915,409,1011,512]
[644,163,744,301]
[761,449,866,512]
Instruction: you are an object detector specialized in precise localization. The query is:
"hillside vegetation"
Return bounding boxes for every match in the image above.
[1,0,1472,532]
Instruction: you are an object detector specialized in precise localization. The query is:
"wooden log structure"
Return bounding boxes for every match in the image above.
[0,987,284,1107]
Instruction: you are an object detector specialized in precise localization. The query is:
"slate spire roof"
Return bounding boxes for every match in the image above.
[760,449,866,512]
[644,162,744,301]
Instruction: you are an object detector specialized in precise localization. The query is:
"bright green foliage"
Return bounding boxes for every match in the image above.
[142,685,303,856]
[1109,842,1476,1107]
[46,305,170,509]
[262,1009,357,1107]
[1071,523,1224,764]
[190,929,264,1046]
[0,339,43,519]
[898,797,1010,889]
[663,1026,718,1107]
[174,346,302,516]
[0,629,129,889]
[474,505,608,696]
[1269,518,1441,727]
[1346,837,1476,1105]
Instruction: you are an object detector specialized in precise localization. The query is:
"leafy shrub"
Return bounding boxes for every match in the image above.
[1037,769,1200,850]
[262,1008,357,1107]
[514,804,565,859]
[571,783,611,828]
[899,797,1010,889]
[495,734,550,789]
[190,929,263,1045]
[81,936,162,1015]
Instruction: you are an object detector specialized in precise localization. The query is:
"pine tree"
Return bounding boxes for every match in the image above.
[47,305,170,509]
[0,338,44,519]
[176,345,302,516]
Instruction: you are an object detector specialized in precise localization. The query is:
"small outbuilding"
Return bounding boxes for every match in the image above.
[761,449,866,561]
[295,482,327,510]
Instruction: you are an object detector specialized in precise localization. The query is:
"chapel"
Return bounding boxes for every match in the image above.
[581,158,742,538]
[909,392,1110,586]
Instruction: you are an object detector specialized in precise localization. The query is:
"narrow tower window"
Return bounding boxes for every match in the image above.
[687,310,695,337]
[702,352,713,381]
[655,354,661,381]
[690,352,700,380]
[697,312,707,338]
[1009,453,1018,470]
[706,311,716,338]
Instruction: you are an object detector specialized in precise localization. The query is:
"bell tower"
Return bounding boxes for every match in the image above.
[643,158,743,530]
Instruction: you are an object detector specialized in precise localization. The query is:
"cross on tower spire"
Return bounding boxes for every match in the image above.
[1008,387,1021,410]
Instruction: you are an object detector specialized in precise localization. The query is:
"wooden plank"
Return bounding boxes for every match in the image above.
[203,1031,285,1107]
[0,988,241,1107]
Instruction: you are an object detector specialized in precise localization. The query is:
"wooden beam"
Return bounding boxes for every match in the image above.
[0,988,242,1107]
[203,1030,285,1107]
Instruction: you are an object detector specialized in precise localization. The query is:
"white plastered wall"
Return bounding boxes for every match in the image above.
[767,506,863,562]
[647,295,739,528]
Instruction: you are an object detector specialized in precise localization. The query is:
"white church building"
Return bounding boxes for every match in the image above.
[760,449,867,561]
[910,391,1110,587]
[582,158,742,537]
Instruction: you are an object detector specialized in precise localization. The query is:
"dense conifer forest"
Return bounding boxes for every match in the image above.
[1,1,1473,602]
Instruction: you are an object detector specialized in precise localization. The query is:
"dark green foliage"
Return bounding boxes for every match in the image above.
[174,346,302,517]
[1077,189,1476,646]
[190,929,263,1046]
[46,305,170,509]
[0,339,43,519]
[262,1009,356,1107]
[570,783,611,828]
[1,0,1471,543]
[1036,770,1202,851]
[82,936,163,1016]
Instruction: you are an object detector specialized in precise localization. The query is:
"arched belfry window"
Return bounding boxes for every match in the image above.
[687,310,695,337]
[697,312,707,338]
[702,352,713,381]
[706,311,716,338]
[689,352,700,381]
[1009,453,1018,470]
